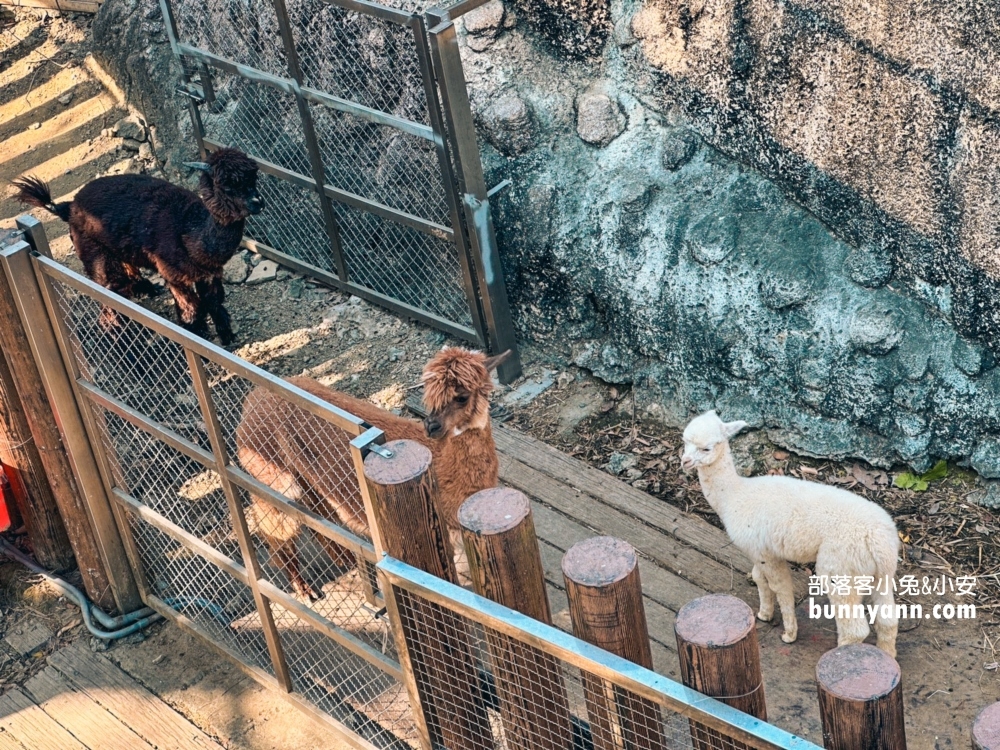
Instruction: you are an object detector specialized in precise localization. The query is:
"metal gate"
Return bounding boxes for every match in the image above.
[157,0,521,383]
[3,240,418,748]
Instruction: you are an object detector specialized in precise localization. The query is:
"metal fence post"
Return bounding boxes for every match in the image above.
[270,0,350,283]
[0,243,142,612]
[186,350,294,691]
[427,15,522,384]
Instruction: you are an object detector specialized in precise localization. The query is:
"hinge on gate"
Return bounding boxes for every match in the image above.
[486,179,512,199]
[175,84,206,104]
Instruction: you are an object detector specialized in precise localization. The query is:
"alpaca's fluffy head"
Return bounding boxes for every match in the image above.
[195,148,263,224]
[680,410,748,471]
[420,347,511,439]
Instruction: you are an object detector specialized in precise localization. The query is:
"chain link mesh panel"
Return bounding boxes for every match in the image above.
[311,105,451,226]
[243,172,335,273]
[336,202,473,326]
[201,71,313,177]
[51,280,209,450]
[287,0,428,124]
[271,600,416,747]
[129,513,276,673]
[166,0,486,336]
[41,263,415,747]
[91,408,242,563]
[388,581,800,750]
[173,0,289,78]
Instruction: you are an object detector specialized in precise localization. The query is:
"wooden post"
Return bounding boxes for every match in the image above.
[562,536,666,750]
[459,487,574,749]
[364,439,493,750]
[973,702,1000,749]
[0,229,75,570]
[675,594,767,749]
[816,644,906,750]
[0,241,142,613]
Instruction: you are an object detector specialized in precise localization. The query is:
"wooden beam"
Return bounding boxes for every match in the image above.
[0,231,75,570]
[0,0,103,14]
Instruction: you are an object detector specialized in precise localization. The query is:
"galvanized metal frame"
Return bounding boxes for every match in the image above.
[425,16,522,382]
[13,252,403,749]
[158,0,523,379]
[379,556,823,750]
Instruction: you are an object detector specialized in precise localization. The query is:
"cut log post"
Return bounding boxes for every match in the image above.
[816,644,906,750]
[459,487,574,749]
[0,229,74,570]
[365,439,492,750]
[973,702,1000,749]
[675,594,766,749]
[562,536,666,750]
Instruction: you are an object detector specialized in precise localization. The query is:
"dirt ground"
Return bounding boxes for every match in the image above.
[4,6,1000,749]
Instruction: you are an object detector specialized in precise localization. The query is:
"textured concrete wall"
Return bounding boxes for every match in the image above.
[93,0,1000,489]
[463,0,1000,487]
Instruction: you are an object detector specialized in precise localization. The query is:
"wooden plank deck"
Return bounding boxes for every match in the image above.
[492,424,762,675]
[0,642,223,750]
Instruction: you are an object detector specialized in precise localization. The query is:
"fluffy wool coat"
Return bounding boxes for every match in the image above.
[682,411,900,656]
[13,148,262,344]
[236,348,505,599]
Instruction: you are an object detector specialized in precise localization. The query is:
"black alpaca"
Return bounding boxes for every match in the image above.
[13,148,263,344]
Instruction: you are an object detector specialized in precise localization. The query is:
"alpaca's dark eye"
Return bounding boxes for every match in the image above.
[455,394,470,405]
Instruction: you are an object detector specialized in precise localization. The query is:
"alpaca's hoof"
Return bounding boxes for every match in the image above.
[293,583,323,603]
[877,643,897,659]
[757,610,773,623]
[781,631,797,644]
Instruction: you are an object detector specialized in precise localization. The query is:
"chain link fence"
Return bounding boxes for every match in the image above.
[34,255,418,748]
[380,557,821,750]
[159,0,518,351]
[1,242,821,749]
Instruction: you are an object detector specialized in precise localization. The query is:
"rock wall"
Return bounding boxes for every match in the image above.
[93,0,1000,484]
[463,0,1000,482]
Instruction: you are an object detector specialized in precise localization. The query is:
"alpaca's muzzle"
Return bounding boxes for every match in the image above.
[247,192,265,215]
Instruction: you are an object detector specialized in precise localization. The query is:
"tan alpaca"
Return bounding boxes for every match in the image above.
[235,347,510,600]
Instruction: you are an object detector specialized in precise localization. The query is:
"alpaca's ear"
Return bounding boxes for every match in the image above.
[483,349,512,373]
[721,420,749,439]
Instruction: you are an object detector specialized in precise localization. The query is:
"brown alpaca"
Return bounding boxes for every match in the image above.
[235,347,511,600]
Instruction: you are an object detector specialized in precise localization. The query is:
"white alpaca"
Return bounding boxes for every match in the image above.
[681,411,900,657]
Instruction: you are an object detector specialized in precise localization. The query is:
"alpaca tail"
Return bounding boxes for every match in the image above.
[867,524,901,657]
[11,175,71,221]
[868,524,901,583]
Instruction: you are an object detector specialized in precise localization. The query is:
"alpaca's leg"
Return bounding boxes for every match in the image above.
[239,450,319,600]
[245,496,319,601]
[125,263,162,297]
[828,588,871,647]
[312,530,359,571]
[760,559,798,643]
[871,587,898,658]
[165,279,203,329]
[196,277,233,345]
[752,563,776,622]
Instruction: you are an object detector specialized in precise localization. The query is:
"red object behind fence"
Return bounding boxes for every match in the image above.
[0,466,13,532]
